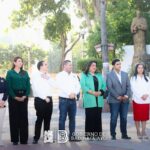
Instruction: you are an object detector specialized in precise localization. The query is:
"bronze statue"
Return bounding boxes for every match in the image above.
[131,10,148,65]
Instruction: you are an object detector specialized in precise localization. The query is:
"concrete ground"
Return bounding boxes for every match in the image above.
[0,98,150,150]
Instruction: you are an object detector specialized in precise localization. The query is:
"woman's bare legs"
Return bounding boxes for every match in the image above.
[141,121,148,139]
[135,121,142,138]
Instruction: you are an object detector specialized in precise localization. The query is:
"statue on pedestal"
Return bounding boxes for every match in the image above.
[131,10,148,65]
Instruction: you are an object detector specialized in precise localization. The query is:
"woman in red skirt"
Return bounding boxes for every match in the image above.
[130,63,150,139]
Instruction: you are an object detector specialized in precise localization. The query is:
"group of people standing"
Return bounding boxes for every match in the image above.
[81,58,150,141]
[0,57,150,146]
[107,59,150,140]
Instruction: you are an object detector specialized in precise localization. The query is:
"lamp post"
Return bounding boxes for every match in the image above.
[80,29,86,58]
[95,43,115,77]
[100,0,109,79]
[25,41,32,71]
[95,43,115,53]
[27,47,31,70]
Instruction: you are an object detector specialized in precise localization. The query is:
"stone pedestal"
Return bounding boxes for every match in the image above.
[141,53,150,75]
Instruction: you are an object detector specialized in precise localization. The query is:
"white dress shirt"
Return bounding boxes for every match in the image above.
[56,71,81,98]
[0,93,4,100]
[31,71,56,100]
[130,75,150,104]
[115,71,122,84]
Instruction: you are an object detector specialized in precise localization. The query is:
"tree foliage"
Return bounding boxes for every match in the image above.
[44,12,71,42]
[48,43,62,73]
[9,0,150,73]
[133,0,150,11]
[0,44,47,73]
[77,58,102,72]
[79,0,150,63]
[107,0,150,45]
[10,0,72,70]
[107,0,135,46]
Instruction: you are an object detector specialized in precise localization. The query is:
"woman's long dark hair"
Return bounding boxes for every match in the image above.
[84,60,98,75]
[133,63,148,82]
[11,56,23,70]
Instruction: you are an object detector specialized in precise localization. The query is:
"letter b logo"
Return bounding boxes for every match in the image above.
[57,130,68,143]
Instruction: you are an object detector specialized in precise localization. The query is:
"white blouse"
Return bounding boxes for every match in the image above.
[130,75,150,104]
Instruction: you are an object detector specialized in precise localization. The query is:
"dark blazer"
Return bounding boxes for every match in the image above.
[106,70,131,103]
[0,77,8,101]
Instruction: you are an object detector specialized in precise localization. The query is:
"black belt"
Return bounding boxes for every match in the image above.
[59,97,76,101]
[35,97,52,102]
[14,90,26,97]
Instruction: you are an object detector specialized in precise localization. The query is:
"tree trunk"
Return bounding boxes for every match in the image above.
[59,33,82,71]
[92,0,100,22]
[75,0,92,30]
[59,34,67,71]
[64,34,81,58]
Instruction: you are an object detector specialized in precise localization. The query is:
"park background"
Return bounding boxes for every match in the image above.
[0,0,150,75]
[1,1,150,150]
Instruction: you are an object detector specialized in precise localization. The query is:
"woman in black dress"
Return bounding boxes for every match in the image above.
[80,61,106,140]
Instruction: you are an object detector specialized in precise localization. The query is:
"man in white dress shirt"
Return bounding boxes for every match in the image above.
[31,61,55,144]
[56,60,81,141]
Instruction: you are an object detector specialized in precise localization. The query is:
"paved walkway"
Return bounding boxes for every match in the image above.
[0,98,150,150]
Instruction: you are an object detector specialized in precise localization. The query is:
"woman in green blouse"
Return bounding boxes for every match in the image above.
[80,61,106,140]
[6,57,30,145]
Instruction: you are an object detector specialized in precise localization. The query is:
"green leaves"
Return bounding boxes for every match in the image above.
[107,0,134,45]
[10,10,28,28]
[44,11,71,42]
[10,0,71,42]
[0,44,48,72]
[86,25,101,58]
[84,0,134,61]
[77,58,102,72]
[133,0,150,12]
